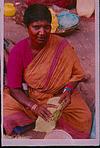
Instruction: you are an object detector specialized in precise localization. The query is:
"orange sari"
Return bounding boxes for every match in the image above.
[3,34,92,138]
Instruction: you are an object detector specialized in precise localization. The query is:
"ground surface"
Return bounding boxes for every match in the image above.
[3,0,95,139]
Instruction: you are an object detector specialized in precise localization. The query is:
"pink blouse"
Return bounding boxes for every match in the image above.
[7,38,33,88]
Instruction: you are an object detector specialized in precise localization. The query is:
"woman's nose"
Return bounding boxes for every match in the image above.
[39,27,45,35]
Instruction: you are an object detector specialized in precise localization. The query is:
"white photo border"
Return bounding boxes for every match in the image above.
[1,0,100,146]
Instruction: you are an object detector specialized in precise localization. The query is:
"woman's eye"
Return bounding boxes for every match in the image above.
[44,25,51,30]
[32,25,51,30]
[32,26,40,30]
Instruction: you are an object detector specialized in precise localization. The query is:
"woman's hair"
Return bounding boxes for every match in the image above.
[23,3,52,27]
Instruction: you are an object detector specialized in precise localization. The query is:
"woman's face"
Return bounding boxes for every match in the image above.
[28,20,51,47]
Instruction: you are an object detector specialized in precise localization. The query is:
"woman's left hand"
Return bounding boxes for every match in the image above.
[58,91,71,109]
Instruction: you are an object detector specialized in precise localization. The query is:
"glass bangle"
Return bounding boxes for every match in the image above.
[31,104,37,111]
[63,87,72,93]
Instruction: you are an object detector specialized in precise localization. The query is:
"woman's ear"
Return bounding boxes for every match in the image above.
[25,26,29,35]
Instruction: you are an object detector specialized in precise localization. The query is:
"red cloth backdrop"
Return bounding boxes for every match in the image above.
[25,0,76,8]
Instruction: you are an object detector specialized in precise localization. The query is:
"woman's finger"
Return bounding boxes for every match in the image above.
[62,98,71,109]
[41,107,52,117]
[39,112,47,121]
[59,95,66,103]
[36,103,58,121]
[39,110,51,121]
[47,103,58,108]
[58,97,63,103]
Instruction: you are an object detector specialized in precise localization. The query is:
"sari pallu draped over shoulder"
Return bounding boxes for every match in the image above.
[24,34,85,102]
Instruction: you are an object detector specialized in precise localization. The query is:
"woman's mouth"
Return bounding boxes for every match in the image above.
[37,37,46,42]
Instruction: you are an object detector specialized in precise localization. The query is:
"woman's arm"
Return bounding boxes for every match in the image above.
[9,88,57,121]
[59,47,86,107]
[58,81,79,107]
[9,88,36,109]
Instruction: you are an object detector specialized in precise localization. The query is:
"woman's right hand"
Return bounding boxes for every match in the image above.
[31,103,57,122]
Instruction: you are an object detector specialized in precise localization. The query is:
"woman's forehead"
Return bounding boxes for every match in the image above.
[30,20,51,26]
[31,20,50,24]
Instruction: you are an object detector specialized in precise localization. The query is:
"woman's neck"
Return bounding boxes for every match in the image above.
[31,42,45,51]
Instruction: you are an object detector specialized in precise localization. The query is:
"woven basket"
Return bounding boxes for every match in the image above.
[54,23,79,36]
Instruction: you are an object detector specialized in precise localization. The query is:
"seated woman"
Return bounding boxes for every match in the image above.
[3,3,92,139]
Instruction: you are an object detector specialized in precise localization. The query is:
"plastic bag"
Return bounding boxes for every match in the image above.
[34,97,62,132]
[76,0,95,18]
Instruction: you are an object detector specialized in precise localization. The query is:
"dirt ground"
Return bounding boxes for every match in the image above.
[3,0,95,139]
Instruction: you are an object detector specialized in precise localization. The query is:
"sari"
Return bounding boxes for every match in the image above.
[3,34,92,138]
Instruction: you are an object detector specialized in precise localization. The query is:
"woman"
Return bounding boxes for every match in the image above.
[3,3,92,139]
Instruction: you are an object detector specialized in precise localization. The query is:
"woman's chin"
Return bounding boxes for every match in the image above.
[37,39,47,45]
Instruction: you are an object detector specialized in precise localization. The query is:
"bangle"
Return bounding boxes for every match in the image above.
[31,104,38,111]
[63,87,73,93]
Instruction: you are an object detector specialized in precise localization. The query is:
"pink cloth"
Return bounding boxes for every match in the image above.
[7,38,33,88]
[25,0,76,8]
